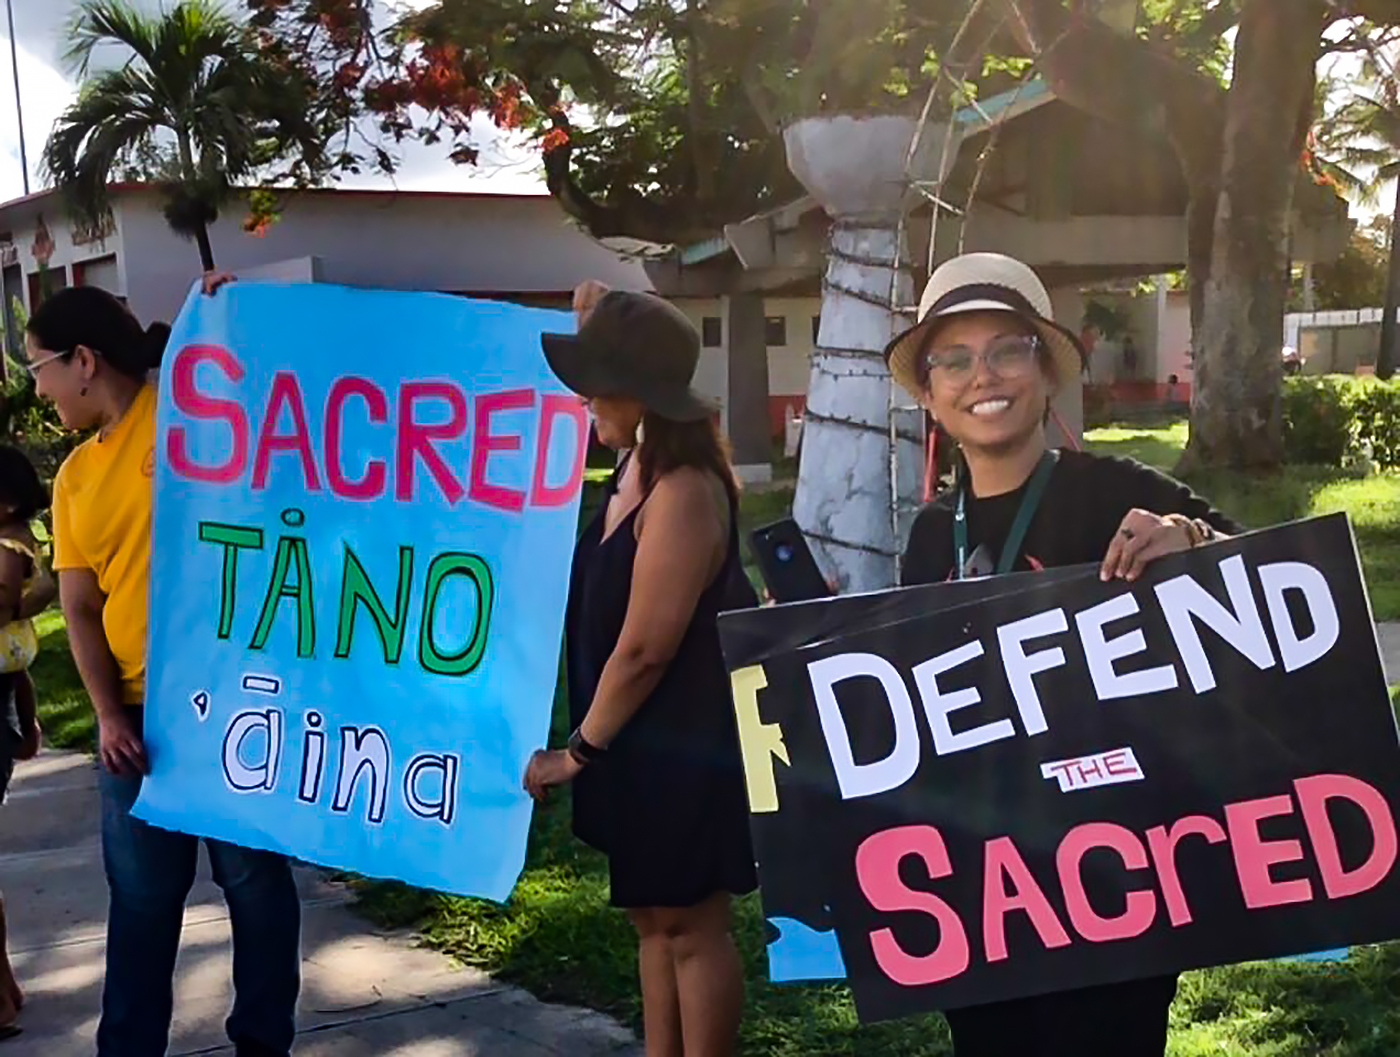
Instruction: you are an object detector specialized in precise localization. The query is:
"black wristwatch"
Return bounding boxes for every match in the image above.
[567,727,607,767]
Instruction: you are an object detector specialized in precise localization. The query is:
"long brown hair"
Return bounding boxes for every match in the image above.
[636,412,739,509]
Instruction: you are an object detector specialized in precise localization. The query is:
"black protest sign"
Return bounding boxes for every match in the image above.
[720,565,1097,959]
[721,565,1090,668]
[720,515,1400,1023]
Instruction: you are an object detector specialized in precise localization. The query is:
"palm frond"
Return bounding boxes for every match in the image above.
[63,0,161,78]
[44,0,335,267]
[42,69,166,222]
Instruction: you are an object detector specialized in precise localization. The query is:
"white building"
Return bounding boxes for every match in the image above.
[0,184,655,327]
[0,184,822,462]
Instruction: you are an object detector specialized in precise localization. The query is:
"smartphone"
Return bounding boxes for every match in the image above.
[749,518,832,604]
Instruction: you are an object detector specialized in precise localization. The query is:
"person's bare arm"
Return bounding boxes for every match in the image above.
[577,470,727,748]
[60,570,122,716]
[12,525,56,618]
[60,569,146,774]
[18,554,56,618]
[0,547,26,626]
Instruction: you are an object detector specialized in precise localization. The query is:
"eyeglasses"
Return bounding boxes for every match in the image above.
[24,349,70,376]
[919,334,1040,388]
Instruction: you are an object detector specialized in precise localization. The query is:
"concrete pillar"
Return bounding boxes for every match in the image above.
[1154,275,1169,384]
[1047,287,1086,447]
[784,114,926,591]
[725,292,773,485]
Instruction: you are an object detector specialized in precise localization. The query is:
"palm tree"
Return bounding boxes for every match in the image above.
[1314,57,1400,380]
[43,0,325,271]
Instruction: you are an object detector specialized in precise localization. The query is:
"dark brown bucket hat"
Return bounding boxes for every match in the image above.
[541,290,719,422]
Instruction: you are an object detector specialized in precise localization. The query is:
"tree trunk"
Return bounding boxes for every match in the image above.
[1182,0,1326,472]
[1183,182,1218,344]
[685,0,716,205]
[1379,182,1400,380]
[176,129,217,273]
[194,222,216,273]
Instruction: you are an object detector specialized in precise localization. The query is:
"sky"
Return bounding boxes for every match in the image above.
[0,2,1383,215]
[0,0,546,205]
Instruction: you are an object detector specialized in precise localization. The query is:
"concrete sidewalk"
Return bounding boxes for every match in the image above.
[3,625,1397,1055]
[0,751,641,1056]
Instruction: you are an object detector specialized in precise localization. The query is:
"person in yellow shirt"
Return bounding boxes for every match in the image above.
[26,285,301,1057]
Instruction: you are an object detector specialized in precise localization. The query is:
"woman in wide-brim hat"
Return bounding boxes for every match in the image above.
[889,252,1240,1056]
[525,284,758,1055]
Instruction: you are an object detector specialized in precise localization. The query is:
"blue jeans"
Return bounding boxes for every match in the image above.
[97,759,301,1056]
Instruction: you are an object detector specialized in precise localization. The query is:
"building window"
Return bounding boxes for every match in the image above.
[701,316,722,347]
[28,266,68,308]
[74,254,120,295]
[765,316,788,347]
[812,315,821,344]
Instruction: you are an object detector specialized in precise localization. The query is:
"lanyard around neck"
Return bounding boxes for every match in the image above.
[953,450,1058,580]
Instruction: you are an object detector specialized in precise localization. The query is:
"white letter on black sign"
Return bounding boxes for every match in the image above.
[1258,562,1340,673]
[808,653,920,800]
[913,641,1014,755]
[1076,594,1178,701]
[997,609,1069,737]
[1156,555,1275,693]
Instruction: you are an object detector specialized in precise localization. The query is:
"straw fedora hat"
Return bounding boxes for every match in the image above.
[884,253,1086,397]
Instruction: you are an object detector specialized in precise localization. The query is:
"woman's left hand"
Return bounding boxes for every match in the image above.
[523,748,584,801]
[1100,509,1195,583]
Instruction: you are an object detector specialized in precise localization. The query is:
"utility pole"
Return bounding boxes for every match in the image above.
[5,0,27,196]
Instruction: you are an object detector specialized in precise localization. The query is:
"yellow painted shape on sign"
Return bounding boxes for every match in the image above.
[730,665,788,814]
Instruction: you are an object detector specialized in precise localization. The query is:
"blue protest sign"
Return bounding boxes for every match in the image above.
[136,282,587,900]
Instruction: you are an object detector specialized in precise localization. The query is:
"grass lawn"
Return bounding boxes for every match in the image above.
[1084,421,1400,621]
[29,427,1400,1055]
[31,611,96,752]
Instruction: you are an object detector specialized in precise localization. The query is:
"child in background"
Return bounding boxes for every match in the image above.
[0,446,49,764]
[0,444,54,1038]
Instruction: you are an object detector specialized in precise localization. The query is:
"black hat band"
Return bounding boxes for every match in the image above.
[928,282,1042,320]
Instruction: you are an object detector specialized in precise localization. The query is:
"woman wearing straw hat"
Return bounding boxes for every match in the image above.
[524,284,758,1057]
[887,253,1240,1055]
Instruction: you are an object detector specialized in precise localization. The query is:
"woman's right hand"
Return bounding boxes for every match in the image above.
[98,708,148,777]
[201,271,237,297]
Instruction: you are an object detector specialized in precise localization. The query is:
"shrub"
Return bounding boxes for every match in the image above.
[1352,379,1400,471]
[1083,385,1113,430]
[1282,376,1356,467]
[1281,374,1400,471]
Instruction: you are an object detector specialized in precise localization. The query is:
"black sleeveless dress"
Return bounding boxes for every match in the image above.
[565,460,759,909]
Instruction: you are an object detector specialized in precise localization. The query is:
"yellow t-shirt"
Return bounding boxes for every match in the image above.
[53,384,156,704]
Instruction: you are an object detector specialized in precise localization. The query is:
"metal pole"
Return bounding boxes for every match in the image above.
[5,0,28,196]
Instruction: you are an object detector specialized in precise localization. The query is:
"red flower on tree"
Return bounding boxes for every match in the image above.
[540,127,570,153]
